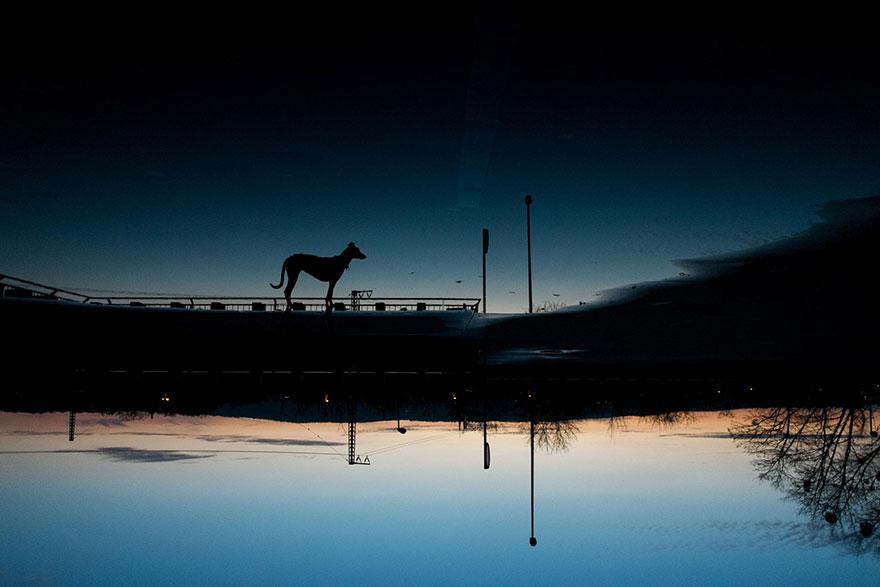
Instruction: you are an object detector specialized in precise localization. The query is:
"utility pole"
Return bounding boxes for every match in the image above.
[482,228,489,313]
[525,194,534,313]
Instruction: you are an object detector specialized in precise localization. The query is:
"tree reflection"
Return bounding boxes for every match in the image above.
[518,394,581,454]
[646,411,696,428]
[528,419,580,453]
[732,404,880,548]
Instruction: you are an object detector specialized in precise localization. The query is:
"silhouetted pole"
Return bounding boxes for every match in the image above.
[483,416,490,470]
[482,228,489,313]
[397,399,407,434]
[525,194,533,313]
[529,415,536,546]
[68,410,76,442]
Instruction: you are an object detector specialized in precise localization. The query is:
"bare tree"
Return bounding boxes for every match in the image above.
[732,404,880,551]
[535,299,566,312]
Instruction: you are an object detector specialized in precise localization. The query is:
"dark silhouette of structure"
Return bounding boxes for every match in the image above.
[270,242,366,313]
[529,393,537,546]
[347,395,370,465]
[349,289,373,312]
[483,405,490,470]
[482,228,489,313]
[396,398,407,434]
[524,194,533,314]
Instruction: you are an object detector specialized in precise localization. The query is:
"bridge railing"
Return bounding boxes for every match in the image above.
[90,296,480,312]
[0,274,90,302]
[1,276,479,312]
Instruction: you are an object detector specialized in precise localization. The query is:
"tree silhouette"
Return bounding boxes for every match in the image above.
[732,404,880,551]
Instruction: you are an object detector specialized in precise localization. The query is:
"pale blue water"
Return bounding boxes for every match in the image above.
[1,407,878,585]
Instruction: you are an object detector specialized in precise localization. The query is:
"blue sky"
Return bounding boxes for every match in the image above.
[3,25,879,311]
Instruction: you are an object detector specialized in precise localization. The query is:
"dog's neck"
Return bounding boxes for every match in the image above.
[337,249,356,269]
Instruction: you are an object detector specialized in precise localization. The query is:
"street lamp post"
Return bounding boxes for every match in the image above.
[482,228,489,314]
[525,194,533,313]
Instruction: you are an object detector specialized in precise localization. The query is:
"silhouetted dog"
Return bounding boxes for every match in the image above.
[270,242,367,313]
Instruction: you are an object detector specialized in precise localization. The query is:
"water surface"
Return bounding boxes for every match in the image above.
[2,389,879,585]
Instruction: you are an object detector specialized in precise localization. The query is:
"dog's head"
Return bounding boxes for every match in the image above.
[347,242,367,260]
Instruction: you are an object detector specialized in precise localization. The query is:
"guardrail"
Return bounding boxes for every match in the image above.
[88,296,480,312]
[1,274,91,302]
[1,275,480,312]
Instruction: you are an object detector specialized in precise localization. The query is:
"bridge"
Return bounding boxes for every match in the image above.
[1,273,484,379]
[0,274,481,313]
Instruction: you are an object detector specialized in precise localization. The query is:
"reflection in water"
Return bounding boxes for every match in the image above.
[528,418,580,453]
[4,379,880,583]
[396,396,407,435]
[530,409,537,547]
[346,394,370,465]
[733,402,880,551]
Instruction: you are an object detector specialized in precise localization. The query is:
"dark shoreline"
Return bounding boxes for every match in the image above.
[4,296,877,386]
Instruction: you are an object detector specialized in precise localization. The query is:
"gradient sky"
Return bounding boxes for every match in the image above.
[3,18,880,311]
[3,409,878,584]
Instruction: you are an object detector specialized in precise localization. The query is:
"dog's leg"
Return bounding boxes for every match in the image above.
[325,280,336,315]
[284,267,300,313]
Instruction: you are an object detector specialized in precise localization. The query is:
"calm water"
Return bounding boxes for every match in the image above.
[2,388,879,585]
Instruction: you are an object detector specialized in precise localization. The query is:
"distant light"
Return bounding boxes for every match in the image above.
[324,393,330,404]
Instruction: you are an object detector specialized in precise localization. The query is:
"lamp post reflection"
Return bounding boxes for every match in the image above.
[529,415,536,547]
[529,393,537,547]
[483,415,490,470]
[397,398,407,434]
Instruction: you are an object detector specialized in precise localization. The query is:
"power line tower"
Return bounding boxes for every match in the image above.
[350,289,373,312]
[347,397,370,465]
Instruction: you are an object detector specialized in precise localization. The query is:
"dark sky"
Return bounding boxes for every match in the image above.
[3,15,880,311]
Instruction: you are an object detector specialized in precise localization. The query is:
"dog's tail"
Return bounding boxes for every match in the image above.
[269,261,286,289]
